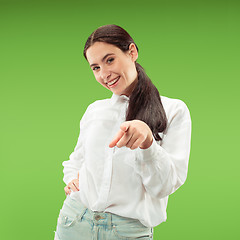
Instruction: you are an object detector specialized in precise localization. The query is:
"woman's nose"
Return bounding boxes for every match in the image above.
[100,69,111,81]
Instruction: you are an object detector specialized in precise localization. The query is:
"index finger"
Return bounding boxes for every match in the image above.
[109,129,125,148]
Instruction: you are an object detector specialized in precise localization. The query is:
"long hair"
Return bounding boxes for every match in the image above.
[83,25,167,141]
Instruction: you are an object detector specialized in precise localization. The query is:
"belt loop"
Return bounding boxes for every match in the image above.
[107,212,112,229]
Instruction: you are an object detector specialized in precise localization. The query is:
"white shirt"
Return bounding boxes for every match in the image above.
[62,93,192,227]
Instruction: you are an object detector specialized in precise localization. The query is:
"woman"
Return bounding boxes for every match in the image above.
[54,25,191,240]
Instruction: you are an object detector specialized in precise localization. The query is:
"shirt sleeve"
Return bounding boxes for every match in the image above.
[62,105,90,185]
[135,99,192,199]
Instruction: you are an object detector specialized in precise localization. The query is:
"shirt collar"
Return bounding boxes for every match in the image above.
[110,93,129,104]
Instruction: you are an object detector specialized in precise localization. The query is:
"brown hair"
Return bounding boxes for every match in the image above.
[83,25,167,141]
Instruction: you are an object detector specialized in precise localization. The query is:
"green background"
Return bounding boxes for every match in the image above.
[0,0,239,239]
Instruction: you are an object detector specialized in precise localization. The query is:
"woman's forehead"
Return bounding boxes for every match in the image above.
[86,42,123,63]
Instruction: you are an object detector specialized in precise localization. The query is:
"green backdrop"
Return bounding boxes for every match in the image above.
[0,0,239,239]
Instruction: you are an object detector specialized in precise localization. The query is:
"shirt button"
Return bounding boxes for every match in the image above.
[95,215,101,221]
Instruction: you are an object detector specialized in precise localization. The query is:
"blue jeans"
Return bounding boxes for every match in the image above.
[54,196,153,239]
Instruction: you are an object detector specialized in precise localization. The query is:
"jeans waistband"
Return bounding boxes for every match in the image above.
[66,196,148,230]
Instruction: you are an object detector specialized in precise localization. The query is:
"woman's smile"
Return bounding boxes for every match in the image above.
[107,76,120,88]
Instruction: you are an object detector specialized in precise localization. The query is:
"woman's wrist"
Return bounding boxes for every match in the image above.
[139,134,153,149]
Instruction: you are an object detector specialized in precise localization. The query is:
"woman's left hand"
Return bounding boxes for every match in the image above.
[109,120,153,150]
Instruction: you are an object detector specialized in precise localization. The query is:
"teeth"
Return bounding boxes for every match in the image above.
[108,77,119,86]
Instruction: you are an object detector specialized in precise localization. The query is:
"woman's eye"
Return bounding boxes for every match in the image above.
[92,66,100,71]
[107,58,114,64]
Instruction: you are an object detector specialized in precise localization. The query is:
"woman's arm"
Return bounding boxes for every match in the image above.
[62,133,84,185]
[110,99,191,199]
[62,105,91,186]
[135,100,191,199]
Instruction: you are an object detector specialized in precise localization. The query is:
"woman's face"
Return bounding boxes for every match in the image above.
[86,42,138,96]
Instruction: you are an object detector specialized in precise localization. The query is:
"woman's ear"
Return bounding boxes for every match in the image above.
[128,43,138,62]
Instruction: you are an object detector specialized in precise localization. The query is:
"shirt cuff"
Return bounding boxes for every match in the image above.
[136,138,160,162]
[63,174,77,185]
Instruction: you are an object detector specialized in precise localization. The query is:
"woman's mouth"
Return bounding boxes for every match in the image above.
[107,76,120,88]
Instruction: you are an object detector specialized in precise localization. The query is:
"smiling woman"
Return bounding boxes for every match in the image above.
[86,42,138,96]
[54,24,192,240]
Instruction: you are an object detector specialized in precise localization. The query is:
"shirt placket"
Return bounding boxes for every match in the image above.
[91,100,128,211]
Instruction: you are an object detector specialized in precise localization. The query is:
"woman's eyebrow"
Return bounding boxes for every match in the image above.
[90,53,115,67]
